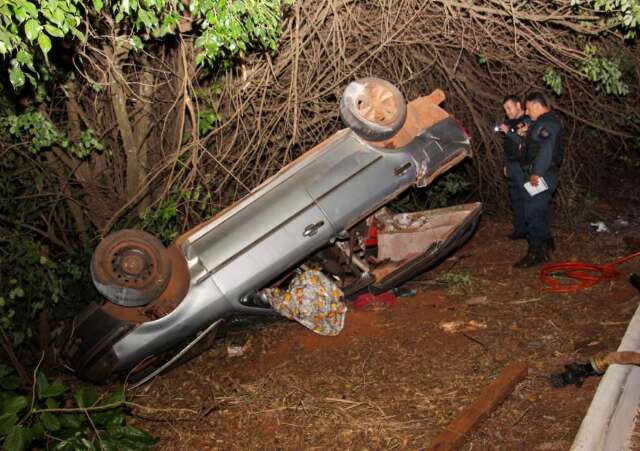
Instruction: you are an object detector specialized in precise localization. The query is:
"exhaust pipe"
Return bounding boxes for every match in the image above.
[551,351,640,388]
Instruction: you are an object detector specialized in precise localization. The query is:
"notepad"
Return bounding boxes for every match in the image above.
[523,177,549,196]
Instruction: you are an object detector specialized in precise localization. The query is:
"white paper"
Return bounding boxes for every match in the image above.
[523,177,549,196]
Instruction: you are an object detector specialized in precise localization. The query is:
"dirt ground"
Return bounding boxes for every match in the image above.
[128,208,640,450]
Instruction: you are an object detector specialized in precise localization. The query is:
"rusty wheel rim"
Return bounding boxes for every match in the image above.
[92,229,171,305]
[107,244,157,287]
[356,83,399,125]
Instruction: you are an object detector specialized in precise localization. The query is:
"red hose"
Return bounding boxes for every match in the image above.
[540,252,640,293]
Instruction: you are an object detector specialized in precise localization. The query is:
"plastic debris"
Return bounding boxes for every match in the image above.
[439,320,487,333]
[589,221,609,233]
[392,286,417,298]
[227,342,251,357]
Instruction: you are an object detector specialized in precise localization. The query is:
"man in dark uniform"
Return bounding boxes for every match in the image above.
[498,95,530,240]
[514,91,564,268]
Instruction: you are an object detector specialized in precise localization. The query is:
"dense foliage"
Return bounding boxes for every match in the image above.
[0,364,155,451]
[0,0,289,352]
[1,0,288,89]
[1,1,290,447]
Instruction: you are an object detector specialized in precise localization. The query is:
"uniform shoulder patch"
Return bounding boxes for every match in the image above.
[538,126,551,139]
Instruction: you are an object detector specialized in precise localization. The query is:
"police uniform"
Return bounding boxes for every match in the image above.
[519,110,564,265]
[502,115,530,237]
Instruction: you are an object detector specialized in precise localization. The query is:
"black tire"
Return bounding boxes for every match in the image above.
[340,77,407,141]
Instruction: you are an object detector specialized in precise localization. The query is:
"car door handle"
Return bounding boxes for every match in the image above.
[394,162,412,176]
[303,221,325,237]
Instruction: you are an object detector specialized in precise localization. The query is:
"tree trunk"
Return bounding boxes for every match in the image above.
[107,45,141,202]
[135,70,156,212]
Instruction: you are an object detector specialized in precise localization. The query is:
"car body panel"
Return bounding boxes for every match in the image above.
[65,88,480,382]
[372,202,482,292]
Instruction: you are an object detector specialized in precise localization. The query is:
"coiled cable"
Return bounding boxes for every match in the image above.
[540,252,640,293]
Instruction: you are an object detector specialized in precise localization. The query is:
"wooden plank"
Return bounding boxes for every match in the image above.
[426,362,528,451]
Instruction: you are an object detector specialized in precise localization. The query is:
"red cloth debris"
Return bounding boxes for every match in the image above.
[365,223,378,247]
[353,291,396,309]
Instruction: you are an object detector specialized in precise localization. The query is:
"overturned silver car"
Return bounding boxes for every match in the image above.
[64,78,482,384]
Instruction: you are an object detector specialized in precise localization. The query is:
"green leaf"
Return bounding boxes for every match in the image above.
[36,371,49,397]
[0,412,18,435]
[3,395,28,414]
[104,387,125,405]
[29,420,45,440]
[93,0,104,12]
[91,409,124,428]
[106,425,156,445]
[98,436,122,451]
[39,379,66,398]
[59,413,84,429]
[50,7,65,26]
[24,19,41,41]
[45,398,60,409]
[3,425,30,451]
[73,386,98,408]
[13,6,27,23]
[40,412,61,431]
[22,2,38,17]
[38,33,52,55]
[195,52,206,66]
[130,35,143,50]
[9,63,25,89]
[70,26,85,42]
[44,24,64,38]
[16,49,33,69]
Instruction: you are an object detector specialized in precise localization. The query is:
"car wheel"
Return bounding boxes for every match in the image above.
[340,77,407,141]
[91,229,172,307]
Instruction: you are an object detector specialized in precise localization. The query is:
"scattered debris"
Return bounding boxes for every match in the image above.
[550,351,640,388]
[426,363,528,451]
[508,297,542,305]
[439,320,487,333]
[550,362,597,388]
[353,292,396,309]
[392,285,418,298]
[374,208,431,233]
[614,217,630,228]
[465,295,488,306]
[589,221,609,233]
[227,341,251,357]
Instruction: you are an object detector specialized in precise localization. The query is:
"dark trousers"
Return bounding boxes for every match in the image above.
[506,163,526,234]
[524,183,555,247]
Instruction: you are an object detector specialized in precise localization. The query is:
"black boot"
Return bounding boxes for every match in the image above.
[514,245,548,268]
[545,236,556,252]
